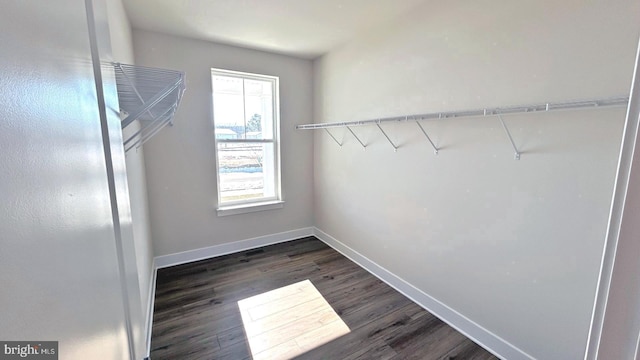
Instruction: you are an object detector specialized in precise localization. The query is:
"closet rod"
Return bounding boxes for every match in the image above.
[295,96,629,130]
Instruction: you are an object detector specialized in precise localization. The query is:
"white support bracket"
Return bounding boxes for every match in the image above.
[415,120,439,155]
[346,126,367,149]
[497,113,521,160]
[376,123,398,152]
[323,128,342,146]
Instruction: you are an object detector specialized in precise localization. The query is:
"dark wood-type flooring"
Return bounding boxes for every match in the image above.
[151,237,499,360]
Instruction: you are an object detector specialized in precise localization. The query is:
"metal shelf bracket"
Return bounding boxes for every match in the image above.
[323,128,342,146]
[415,119,439,155]
[376,122,398,151]
[346,126,367,149]
[497,113,520,160]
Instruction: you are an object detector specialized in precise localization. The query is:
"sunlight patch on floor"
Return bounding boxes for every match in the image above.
[238,279,350,359]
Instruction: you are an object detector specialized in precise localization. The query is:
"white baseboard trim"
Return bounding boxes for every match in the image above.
[154,227,315,269]
[313,227,534,360]
[144,258,157,359]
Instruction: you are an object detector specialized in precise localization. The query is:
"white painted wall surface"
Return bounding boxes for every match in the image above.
[106,0,134,61]
[0,0,134,358]
[132,30,314,256]
[313,1,640,359]
[105,0,155,348]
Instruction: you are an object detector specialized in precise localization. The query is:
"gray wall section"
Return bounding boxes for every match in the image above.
[0,0,136,359]
[312,0,640,359]
[132,30,314,257]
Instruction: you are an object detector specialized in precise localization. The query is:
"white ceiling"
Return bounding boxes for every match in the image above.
[122,0,427,59]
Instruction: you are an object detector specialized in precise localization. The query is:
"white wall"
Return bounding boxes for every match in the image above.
[0,0,135,358]
[313,1,640,359]
[105,0,155,350]
[106,0,134,61]
[132,30,314,256]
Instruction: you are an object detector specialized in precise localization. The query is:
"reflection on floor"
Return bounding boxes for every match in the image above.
[238,279,350,359]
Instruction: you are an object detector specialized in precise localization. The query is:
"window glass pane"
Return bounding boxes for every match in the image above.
[212,75,243,140]
[217,142,276,203]
[243,79,273,140]
[212,75,274,140]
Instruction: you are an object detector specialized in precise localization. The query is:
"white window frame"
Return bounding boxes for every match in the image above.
[211,68,282,216]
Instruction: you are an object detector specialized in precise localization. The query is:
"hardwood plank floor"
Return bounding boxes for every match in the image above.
[150,237,499,360]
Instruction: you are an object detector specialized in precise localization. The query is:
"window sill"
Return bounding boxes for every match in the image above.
[216,200,284,217]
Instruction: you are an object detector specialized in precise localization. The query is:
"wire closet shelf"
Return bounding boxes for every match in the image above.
[296,96,629,159]
[114,63,186,152]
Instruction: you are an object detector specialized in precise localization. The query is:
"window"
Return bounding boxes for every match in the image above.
[211,69,281,214]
